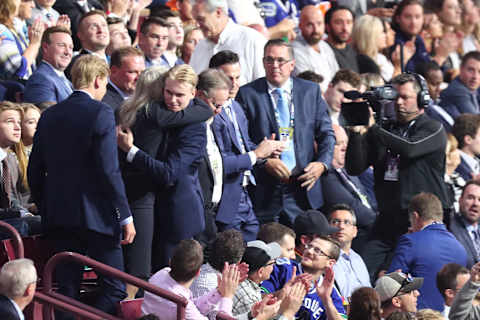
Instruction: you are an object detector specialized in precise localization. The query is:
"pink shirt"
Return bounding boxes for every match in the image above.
[141,267,233,320]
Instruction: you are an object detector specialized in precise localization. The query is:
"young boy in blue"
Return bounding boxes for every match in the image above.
[260,236,347,320]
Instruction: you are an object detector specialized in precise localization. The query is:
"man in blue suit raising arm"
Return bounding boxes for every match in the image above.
[236,38,336,226]
[28,55,135,320]
[23,26,74,108]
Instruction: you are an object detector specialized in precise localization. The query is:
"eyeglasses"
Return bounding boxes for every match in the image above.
[393,273,414,298]
[263,56,291,66]
[304,244,332,259]
[264,260,276,267]
[330,218,355,226]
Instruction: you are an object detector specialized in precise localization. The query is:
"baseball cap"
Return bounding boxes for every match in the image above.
[375,272,424,302]
[294,209,339,236]
[242,241,282,272]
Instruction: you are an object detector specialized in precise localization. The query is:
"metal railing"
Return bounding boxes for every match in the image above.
[0,220,24,259]
[217,311,236,320]
[42,251,189,320]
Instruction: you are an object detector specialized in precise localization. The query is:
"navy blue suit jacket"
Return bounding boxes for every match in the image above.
[23,61,72,105]
[320,168,377,229]
[440,77,480,118]
[0,295,21,320]
[28,91,131,237]
[236,77,335,209]
[449,213,479,268]
[455,157,474,182]
[388,223,467,311]
[211,100,257,224]
[425,104,453,133]
[156,121,207,242]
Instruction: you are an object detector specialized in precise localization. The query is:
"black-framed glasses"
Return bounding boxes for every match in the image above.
[264,260,276,267]
[263,56,291,66]
[304,243,332,259]
[393,273,414,298]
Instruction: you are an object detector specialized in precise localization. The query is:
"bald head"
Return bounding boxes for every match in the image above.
[332,124,348,169]
[299,5,325,46]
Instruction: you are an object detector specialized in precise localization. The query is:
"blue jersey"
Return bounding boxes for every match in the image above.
[260,0,300,28]
[260,258,346,320]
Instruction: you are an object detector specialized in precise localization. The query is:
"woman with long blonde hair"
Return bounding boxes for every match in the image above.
[352,14,394,81]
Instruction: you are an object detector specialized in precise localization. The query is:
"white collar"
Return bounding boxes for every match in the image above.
[459,150,479,173]
[267,78,292,95]
[0,148,7,162]
[216,19,236,45]
[75,90,93,99]
[42,60,65,77]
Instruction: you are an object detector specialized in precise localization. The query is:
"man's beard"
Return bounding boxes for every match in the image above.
[305,34,322,46]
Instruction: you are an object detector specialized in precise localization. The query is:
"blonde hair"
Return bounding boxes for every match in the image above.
[71,55,110,90]
[0,0,18,28]
[0,102,28,189]
[416,309,445,320]
[118,66,169,128]
[165,64,198,89]
[446,132,459,154]
[353,14,384,60]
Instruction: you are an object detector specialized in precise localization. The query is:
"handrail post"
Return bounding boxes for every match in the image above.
[42,251,189,320]
[0,220,24,258]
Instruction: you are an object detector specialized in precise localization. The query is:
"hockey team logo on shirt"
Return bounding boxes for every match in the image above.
[303,297,324,319]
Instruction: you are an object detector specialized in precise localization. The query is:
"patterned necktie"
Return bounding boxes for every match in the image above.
[225,105,256,185]
[274,88,296,171]
[2,159,11,208]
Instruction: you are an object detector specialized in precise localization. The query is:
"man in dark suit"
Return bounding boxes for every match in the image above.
[53,0,104,51]
[102,47,145,111]
[452,114,480,182]
[196,67,283,242]
[24,26,74,108]
[450,181,480,268]
[440,51,480,118]
[65,10,110,80]
[28,55,135,319]
[388,193,467,312]
[150,65,208,270]
[0,259,37,320]
[321,124,377,252]
[236,39,335,226]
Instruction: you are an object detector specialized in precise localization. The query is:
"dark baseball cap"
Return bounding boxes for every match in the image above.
[294,209,339,236]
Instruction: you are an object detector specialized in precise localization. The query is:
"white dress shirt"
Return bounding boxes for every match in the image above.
[190,19,266,86]
[292,35,339,93]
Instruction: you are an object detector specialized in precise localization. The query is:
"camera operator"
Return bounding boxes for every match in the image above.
[345,73,450,282]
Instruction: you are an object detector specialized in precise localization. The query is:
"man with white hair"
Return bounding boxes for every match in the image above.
[190,0,266,85]
[0,258,37,320]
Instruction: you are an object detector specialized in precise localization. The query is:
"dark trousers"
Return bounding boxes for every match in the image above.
[217,188,259,242]
[194,205,218,263]
[123,198,154,280]
[360,209,410,283]
[255,183,309,228]
[46,229,127,320]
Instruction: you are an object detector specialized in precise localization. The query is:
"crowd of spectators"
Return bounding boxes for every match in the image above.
[4,0,480,319]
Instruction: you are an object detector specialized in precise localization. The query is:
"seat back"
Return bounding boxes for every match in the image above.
[118,298,144,320]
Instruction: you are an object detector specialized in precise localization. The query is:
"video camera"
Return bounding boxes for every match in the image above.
[340,85,398,126]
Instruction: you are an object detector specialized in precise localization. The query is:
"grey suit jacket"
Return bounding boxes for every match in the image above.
[450,213,479,268]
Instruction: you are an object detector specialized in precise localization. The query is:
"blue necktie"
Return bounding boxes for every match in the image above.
[274,88,296,171]
[225,105,256,185]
